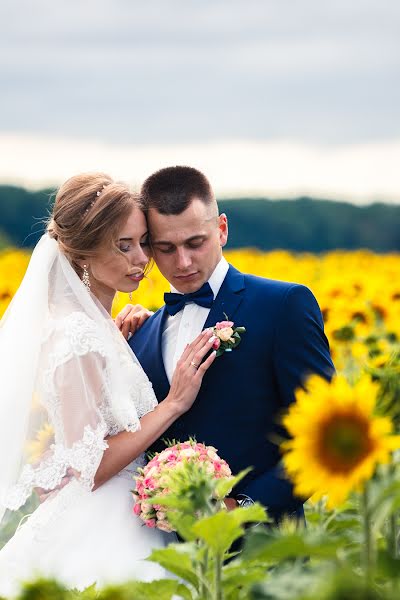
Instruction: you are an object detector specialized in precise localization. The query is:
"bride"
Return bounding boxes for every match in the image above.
[0,172,216,596]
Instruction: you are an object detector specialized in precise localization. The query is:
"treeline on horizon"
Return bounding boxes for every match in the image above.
[0,184,399,252]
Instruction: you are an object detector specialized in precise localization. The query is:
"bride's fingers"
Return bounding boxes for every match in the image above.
[179,329,213,363]
[114,304,134,330]
[187,333,217,368]
[194,349,217,380]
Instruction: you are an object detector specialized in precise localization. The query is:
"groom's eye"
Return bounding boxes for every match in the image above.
[187,239,205,249]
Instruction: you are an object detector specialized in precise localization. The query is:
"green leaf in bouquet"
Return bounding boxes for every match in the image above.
[146,544,199,588]
[235,327,246,333]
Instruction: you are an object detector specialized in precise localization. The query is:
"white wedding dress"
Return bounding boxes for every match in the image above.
[0,237,175,597]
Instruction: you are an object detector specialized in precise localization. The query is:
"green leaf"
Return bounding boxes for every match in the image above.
[230,503,267,527]
[241,528,340,563]
[167,512,198,541]
[192,505,266,556]
[192,511,244,555]
[146,544,199,588]
[214,467,253,499]
[98,579,192,600]
[19,578,70,600]
[221,563,267,596]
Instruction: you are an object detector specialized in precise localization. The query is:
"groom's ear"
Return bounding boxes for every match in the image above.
[218,213,228,248]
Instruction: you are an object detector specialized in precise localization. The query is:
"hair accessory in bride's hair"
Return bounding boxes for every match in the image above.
[85,184,108,214]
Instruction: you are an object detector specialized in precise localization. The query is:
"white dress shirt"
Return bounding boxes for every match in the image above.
[162,257,229,383]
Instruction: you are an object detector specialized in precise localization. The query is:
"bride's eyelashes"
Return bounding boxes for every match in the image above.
[118,238,149,253]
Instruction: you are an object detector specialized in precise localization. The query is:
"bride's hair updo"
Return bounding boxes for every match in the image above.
[47,172,139,275]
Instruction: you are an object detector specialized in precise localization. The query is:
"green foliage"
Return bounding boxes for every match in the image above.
[19,578,69,600]
[0,495,38,550]
[5,408,400,599]
[1,185,400,251]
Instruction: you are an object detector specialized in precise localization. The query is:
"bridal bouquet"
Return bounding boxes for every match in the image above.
[132,440,232,532]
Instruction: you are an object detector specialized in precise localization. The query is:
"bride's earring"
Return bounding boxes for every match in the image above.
[129,292,132,301]
[82,264,91,292]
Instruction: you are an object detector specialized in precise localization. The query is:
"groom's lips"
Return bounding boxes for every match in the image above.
[174,272,198,281]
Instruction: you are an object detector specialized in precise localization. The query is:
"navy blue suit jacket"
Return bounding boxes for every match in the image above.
[129,265,334,520]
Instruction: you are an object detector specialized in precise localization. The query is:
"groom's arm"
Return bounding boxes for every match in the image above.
[237,284,335,519]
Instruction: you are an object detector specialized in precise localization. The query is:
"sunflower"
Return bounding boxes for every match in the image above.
[282,374,400,509]
[27,423,54,464]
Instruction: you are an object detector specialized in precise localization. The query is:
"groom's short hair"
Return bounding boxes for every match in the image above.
[140,166,215,215]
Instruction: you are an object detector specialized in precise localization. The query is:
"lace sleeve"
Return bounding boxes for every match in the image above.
[2,313,122,510]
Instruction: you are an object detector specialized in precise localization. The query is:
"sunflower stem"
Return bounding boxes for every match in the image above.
[361,484,373,583]
[388,512,398,558]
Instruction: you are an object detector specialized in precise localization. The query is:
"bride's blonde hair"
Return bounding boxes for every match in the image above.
[47,172,140,276]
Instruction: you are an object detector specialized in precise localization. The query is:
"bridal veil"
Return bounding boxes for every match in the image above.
[0,234,156,525]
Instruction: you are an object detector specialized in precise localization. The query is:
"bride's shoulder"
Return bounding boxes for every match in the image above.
[44,310,107,359]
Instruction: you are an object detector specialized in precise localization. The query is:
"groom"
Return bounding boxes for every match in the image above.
[129,166,334,521]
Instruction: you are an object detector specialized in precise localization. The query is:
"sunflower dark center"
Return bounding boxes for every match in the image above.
[318,414,373,474]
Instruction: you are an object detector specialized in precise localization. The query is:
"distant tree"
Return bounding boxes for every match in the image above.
[0,185,399,252]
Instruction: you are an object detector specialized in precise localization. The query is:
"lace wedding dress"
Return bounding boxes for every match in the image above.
[0,236,174,597]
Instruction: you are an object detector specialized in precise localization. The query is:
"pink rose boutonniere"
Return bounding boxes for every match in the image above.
[211,314,246,357]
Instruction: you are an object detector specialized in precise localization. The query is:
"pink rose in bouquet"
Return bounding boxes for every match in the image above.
[132,440,232,532]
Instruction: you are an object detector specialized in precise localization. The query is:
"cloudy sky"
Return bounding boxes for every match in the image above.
[1,0,399,201]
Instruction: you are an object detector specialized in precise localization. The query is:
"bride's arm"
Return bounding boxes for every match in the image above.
[93,329,216,489]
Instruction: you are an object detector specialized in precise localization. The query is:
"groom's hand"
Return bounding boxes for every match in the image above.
[115,304,154,340]
[224,498,239,511]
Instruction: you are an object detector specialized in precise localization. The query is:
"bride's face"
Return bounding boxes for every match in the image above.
[88,205,150,296]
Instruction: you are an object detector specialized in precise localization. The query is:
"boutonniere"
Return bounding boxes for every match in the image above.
[211,314,246,357]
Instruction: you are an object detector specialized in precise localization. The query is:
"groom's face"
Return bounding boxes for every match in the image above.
[148,197,228,293]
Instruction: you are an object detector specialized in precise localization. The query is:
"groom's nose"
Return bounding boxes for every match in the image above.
[175,247,192,270]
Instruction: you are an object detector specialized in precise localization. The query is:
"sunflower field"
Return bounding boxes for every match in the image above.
[1,246,400,599]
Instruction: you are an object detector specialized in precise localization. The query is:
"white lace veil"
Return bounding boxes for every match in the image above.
[0,234,156,525]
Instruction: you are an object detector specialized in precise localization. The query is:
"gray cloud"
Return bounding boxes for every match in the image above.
[1,0,399,144]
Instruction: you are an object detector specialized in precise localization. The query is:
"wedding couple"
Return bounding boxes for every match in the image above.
[0,166,334,595]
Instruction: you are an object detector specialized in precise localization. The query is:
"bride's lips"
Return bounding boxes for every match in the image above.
[126,273,144,282]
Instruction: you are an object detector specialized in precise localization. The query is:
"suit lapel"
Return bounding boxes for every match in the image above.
[203,265,245,329]
[149,306,170,401]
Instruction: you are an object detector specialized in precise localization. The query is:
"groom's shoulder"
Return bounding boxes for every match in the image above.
[234,265,306,296]
[231,266,317,307]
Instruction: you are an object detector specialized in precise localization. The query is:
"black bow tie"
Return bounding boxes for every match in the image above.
[164,282,214,316]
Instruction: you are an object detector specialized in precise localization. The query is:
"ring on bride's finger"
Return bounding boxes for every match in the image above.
[190,360,199,369]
